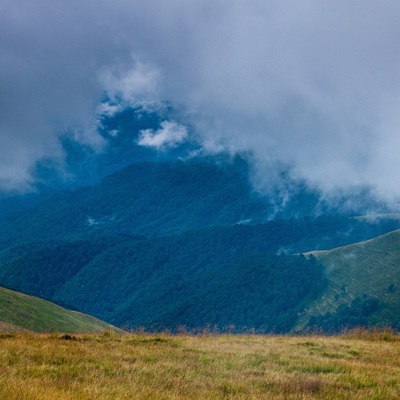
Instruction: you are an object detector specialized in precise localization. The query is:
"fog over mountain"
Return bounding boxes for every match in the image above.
[2,1,400,202]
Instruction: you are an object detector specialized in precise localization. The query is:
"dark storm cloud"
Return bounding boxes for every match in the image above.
[2,1,400,199]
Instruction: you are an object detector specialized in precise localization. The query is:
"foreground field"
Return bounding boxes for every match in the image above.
[0,331,399,399]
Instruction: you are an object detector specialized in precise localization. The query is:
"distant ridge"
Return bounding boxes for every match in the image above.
[301,229,400,331]
[0,286,117,333]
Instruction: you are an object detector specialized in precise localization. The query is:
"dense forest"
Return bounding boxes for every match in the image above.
[0,230,326,332]
[1,215,400,331]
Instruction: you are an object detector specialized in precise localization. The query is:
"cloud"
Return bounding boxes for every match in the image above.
[138,121,188,150]
[2,0,400,202]
[0,1,159,191]
[100,60,161,107]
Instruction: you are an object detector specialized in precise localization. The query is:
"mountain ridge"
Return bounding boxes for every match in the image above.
[300,229,400,331]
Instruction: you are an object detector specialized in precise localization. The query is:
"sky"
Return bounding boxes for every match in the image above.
[2,0,400,201]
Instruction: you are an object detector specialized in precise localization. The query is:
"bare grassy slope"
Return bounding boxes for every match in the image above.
[0,286,115,333]
[0,331,399,399]
[301,229,400,328]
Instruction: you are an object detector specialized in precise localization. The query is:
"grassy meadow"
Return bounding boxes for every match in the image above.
[0,330,399,399]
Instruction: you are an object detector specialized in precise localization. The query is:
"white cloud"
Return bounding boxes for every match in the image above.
[99,60,160,107]
[138,121,188,150]
[96,102,123,118]
[2,0,400,202]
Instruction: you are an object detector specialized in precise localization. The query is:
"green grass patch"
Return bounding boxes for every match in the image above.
[0,286,116,333]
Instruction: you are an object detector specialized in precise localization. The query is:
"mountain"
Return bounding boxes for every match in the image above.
[1,104,400,333]
[301,229,400,331]
[2,155,400,250]
[0,158,269,247]
[1,146,400,332]
[2,104,392,229]
[0,285,116,333]
[2,217,400,332]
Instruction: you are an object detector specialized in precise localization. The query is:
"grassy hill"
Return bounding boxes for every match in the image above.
[301,229,400,331]
[0,286,116,333]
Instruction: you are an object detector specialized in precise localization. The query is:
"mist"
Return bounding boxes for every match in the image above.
[2,1,400,202]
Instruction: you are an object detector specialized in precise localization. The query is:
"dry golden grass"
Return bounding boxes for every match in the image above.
[0,330,399,399]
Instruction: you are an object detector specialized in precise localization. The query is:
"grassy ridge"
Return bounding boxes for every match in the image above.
[301,229,400,330]
[0,286,115,333]
[0,331,399,399]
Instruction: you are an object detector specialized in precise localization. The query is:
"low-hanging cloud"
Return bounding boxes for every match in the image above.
[2,1,400,201]
[138,121,188,150]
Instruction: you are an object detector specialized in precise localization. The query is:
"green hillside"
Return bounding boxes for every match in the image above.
[2,218,400,332]
[0,286,116,333]
[301,229,400,331]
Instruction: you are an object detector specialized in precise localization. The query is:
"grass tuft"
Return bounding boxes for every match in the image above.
[342,327,399,342]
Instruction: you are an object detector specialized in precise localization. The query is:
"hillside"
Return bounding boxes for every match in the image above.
[2,155,397,249]
[0,226,327,332]
[2,214,400,332]
[301,229,400,331]
[0,286,115,333]
[0,158,269,247]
